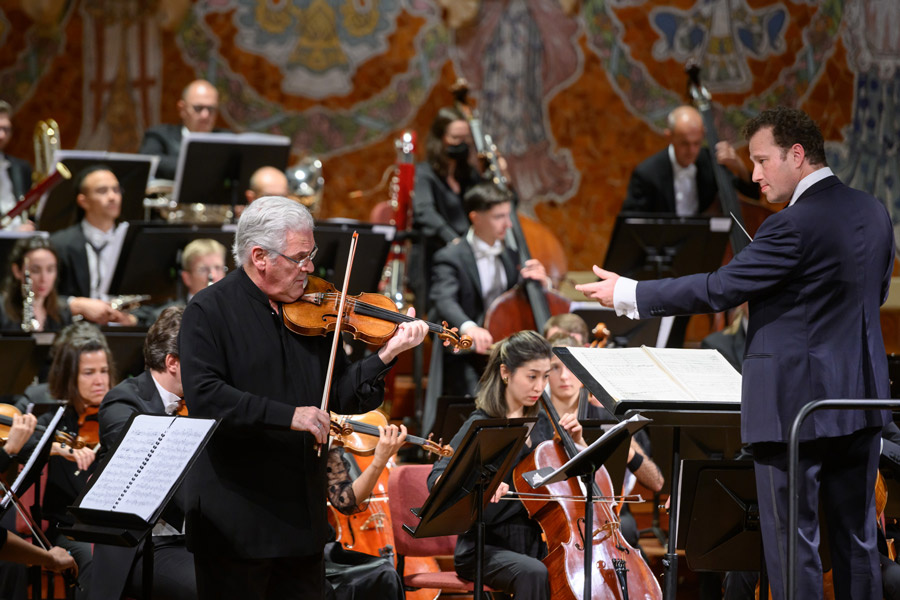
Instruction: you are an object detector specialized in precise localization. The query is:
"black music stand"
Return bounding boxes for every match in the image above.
[312,221,394,293]
[109,222,236,303]
[604,214,731,281]
[430,396,475,449]
[36,151,157,232]
[101,327,148,378]
[520,414,649,600]
[172,132,291,214]
[403,417,536,598]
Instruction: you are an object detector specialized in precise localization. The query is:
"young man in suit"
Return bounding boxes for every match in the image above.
[578,106,893,599]
[621,105,758,215]
[139,79,221,180]
[94,306,195,600]
[0,100,34,230]
[424,182,548,430]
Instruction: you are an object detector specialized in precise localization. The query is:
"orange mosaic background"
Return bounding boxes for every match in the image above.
[0,0,894,279]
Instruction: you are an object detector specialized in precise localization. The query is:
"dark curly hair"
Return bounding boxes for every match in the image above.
[143,306,183,371]
[741,106,827,167]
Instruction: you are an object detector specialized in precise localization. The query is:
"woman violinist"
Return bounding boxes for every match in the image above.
[325,422,408,600]
[20,322,115,598]
[428,331,584,600]
[0,236,132,332]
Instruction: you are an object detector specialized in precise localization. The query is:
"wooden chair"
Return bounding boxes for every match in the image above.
[387,464,498,596]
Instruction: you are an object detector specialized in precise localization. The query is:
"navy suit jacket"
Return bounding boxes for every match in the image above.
[636,175,893,444]
[622,146,759,214]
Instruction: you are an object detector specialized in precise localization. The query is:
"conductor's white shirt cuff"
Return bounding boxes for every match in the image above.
[613,277,640,319]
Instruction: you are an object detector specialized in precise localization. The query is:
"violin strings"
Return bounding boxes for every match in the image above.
[319,293,444,333]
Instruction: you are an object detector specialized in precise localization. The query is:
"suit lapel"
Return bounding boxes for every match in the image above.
[501,248,518,287]
[72,227,92,297]
[137,371,166,415]
[660,155,677,212]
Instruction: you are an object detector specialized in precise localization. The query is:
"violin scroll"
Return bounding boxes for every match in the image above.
[437,321,473,352]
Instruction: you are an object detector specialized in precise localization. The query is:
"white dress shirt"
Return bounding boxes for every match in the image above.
[669,145,699,216]
[459,228,508,334]
[82,220,129,300]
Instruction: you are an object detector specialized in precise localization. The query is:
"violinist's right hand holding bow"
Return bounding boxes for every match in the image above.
[291,406,331,445]
[44,546,77,574]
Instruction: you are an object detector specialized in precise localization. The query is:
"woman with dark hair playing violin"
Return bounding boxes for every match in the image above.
[20,322,115,599]
[427,330,584,600]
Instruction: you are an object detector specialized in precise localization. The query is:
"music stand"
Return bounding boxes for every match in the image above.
[603,214,731,281]
[430,396,475,448]
[520,414,649,600]
[569,301,663,348]
[312,221,394,293]
[36,151,158,232]
[101,327,148,379]
[171,132,291,214]
[109,222,236,303]
[403,417,536,598]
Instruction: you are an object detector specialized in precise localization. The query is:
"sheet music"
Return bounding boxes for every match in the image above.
[566,347,693,402]
[643,347,742,404]
[79,415,214,522]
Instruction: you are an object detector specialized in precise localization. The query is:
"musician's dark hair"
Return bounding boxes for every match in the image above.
[476,330,552,419]
[144,306,183,372]
[426,106,474,181]
[48,322,117,403]
[463,180,512,215]
[2,236,61,327]
[742,106,827,167]
[73,164,115,194]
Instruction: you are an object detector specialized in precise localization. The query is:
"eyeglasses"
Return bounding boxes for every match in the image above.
[267,245,318,268]
[190,104,218,114]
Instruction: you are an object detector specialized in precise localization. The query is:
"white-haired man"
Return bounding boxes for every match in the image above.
[178,196,428,599]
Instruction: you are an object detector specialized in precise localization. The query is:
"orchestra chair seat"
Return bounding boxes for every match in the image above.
[388,464,498,596]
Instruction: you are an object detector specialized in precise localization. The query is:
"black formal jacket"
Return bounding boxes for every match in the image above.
[178,268,393,558]
[621,146,759,214]
[3,154,32,199]
[49,223,91,298]
[92,371,186,600]
[428,237,519,331]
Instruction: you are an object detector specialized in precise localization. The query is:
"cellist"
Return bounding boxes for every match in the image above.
[427,331,583,600]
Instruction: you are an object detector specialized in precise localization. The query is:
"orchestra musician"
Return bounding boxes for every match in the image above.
[49,166,135,323]
[178,195,428,599]
[20,322,116,599]
[621,105,758,216]
[424,181,549,431]
[542,313,590,347]
[545,333,664,551]
[410,106,481,302]
[427,330,584,600]
[245,166,289,204]
[577,106,892,599]
[325,425,407,600]
[138,79,223,181]
[93,306,195,600]
[0,100,33,231]
[0,237,129,331]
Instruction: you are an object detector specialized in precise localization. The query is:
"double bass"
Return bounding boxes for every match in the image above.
[514,398,662,600]
[450,80,570,337]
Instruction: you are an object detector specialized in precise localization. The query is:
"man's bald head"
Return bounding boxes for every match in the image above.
[177,79,219,133]
[666,105,705,168]
[246,166,289,204]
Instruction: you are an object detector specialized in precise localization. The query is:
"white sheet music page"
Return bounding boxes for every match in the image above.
[566,347,693,403]
[79,415,214,522]
[642,347,742,404]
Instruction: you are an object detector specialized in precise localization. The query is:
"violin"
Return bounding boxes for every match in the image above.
[75,404,100,448]
[329,409,453,458]
[0,404,83,449]
[282,275,472,351]
[513,397,661,600]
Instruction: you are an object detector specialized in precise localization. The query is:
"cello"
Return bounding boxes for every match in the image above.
[514,397,662,600]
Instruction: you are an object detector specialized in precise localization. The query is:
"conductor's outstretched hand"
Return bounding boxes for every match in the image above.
[574,265,620,308]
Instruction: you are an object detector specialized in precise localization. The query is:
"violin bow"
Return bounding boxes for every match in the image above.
[317,231,360,455]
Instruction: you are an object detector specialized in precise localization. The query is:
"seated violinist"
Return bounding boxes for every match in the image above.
[424,182,548,430]
[19,322,114,599]
[93,306,195,600]
[427,331,583,600]
[0,237,132,332]
[325,422,407,600]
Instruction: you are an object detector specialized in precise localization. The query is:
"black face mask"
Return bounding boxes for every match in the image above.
[445,142,469,160]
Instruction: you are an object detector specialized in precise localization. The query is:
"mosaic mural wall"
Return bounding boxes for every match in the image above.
[1,0,899,275]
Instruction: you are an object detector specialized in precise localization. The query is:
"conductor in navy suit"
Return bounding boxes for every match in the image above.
[578,106,893,599]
